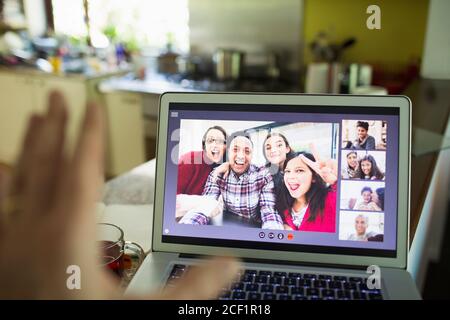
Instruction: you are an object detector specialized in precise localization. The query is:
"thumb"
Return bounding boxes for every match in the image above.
[159,256,241,300]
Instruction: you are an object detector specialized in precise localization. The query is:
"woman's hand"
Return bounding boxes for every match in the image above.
[300,144,338,185]
[0,91,240,299]
[212,162,230,179]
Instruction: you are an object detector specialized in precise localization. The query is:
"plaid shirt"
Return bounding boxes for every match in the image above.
[180,164,283,229]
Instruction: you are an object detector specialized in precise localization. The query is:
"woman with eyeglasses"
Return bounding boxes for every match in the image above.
[177,126,228,195]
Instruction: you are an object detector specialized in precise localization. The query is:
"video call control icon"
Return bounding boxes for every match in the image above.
[258,232,265,239]
[277,233,284,240]
[268,232,275,239]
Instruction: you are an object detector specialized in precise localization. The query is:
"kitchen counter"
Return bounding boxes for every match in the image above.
[0,65,130,81]
[99,74,198,95]
[98,73,300,95]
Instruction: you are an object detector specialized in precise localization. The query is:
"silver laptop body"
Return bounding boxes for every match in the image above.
[127,92,420,300]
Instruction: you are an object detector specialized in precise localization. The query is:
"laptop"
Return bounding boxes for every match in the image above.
[126,92,420,300]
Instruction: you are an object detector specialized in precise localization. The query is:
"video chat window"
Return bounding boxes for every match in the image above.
[339,211,384,242]
[341,120,387,150]
[175,119,339,233]
[341,150,386,181]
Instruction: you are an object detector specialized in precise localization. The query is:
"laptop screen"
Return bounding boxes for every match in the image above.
[161,102,399,258]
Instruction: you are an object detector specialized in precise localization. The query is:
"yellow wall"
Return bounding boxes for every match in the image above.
[303,0,430,69]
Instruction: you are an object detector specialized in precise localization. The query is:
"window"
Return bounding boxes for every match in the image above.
[52,0,189,53]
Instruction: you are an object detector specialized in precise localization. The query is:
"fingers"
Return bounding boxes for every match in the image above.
[326,159,338,177]
[22,92,68,220]
[1,115,44,224]
[62,101,105,221]
[160,256,241,300]
[299,154,320,174]
[308,143,322,162]
[9,115,44,198]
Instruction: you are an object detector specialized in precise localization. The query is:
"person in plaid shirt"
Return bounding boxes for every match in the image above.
[179,132,284,229]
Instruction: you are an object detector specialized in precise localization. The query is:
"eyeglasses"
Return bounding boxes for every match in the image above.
[206,137,225,145]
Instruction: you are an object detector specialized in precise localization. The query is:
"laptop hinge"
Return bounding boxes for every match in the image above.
[178,253,368,271]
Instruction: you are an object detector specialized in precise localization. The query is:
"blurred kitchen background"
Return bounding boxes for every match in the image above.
[1,0,450,299]
[0,0,448,178]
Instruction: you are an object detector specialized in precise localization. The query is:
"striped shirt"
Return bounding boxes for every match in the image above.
[180,164,284,229]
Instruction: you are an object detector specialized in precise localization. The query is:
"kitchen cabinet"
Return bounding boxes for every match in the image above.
[103,91,146,177]
[0,69,123,169]
[0,73,35,164]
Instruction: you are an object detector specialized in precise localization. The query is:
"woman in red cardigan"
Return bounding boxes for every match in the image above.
[276,149,338,233]
[177,126,227,195]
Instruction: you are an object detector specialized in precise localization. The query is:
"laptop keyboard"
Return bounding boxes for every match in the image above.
[166,264,383,300]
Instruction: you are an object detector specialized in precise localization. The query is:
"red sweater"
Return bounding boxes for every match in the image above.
[177,151,213,195]
[283,187,336,233]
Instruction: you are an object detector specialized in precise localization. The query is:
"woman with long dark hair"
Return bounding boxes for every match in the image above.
[262,132,294,190]
[357,155,384,180]
[277,150,337,232]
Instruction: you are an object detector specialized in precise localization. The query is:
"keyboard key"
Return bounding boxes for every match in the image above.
[277,294,291,300]
[263,293,276,300]
[255,275,268,284]
[291,287,304,295]
[260,284,274,293]
[303,273,317,280]
[309,296,321,300]
[293,294,307,300]
[298,279,312,287]
[245,269,258,275]
[349,277,364,283]
[232,291,246,300]
[343,282,357,290]
[248,292,261,300]
[336,290,352,299]
[329,281,343,290]
[242,274,254,283]
[289,272,302,278]
[334,276,348,282]
[269,277,283,285]
[319,274,333,281]
[306,288,320,296]
[313,280,327,288]
[276,286,289,294]
[322,289,336,297]
[285,278,298,286]
[274,272,287,277]
[232,282,245,291]
[245,283,259,292]
[259,270,273,277]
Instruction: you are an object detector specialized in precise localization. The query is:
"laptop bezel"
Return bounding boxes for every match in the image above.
[152,92,411,269]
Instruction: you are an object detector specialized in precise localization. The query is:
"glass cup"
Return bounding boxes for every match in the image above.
[97,223,145,278]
